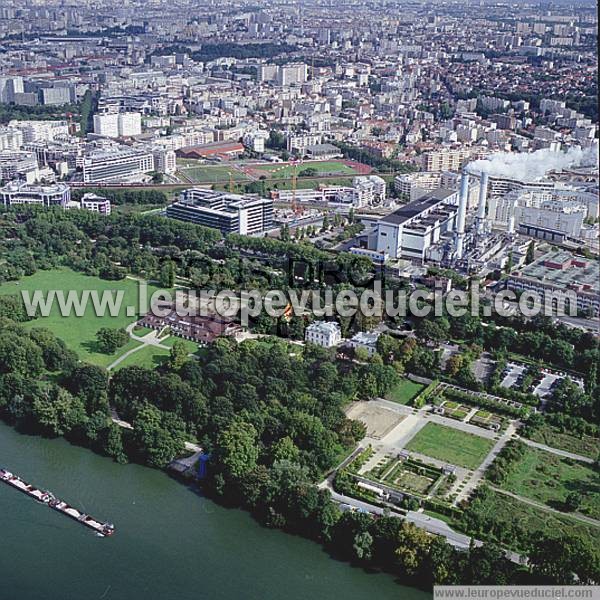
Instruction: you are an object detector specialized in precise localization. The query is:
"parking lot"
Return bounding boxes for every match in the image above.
[500,362,526,389]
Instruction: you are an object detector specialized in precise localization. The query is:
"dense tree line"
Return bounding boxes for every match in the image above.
[71,188,169,206]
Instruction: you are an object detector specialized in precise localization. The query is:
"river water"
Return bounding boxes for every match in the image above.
[0,422,429,600]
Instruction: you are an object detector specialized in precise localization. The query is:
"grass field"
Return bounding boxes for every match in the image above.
[524,422,599,459]
[113,344,170,371]
[405,423,494,470]
[178,164,250,184]
[0,268,160,367]
[500,445,600,519]
[251,160,358,178]
[385,379,425,405]
[464,487,600,552]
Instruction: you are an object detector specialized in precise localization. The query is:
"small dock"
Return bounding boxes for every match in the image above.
[0,467,115,537]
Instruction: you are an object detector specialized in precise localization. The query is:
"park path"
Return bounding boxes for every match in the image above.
[106,323,172,371]
[516,436,595,464]
[489,485,600,529]
[453,422,517,504]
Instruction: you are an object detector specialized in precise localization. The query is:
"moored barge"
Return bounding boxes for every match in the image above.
[0,467,114,537]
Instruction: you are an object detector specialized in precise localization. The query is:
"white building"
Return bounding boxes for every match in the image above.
[242,130,269,154]
[0,151,39,183]
[0,181,70,207]
[166,189,273,236]
[371,189,459,260]
[118,113,142,137]
[82,149,154,183]
[9,120,69,143]
[347,330,381,356]
[93,113,119,137]
[78,192,112,215]
[0,127,24,151]
[93,112,142,138]
[305,321,342,348]
[152,148,177,175]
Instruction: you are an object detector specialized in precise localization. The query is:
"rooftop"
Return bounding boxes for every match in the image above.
[381,188,455,226]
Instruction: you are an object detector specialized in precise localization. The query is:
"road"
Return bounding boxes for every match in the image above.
[325,484,523,564]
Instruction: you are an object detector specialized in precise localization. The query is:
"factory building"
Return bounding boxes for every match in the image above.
[370,188,459,260]
[166,189,273,235]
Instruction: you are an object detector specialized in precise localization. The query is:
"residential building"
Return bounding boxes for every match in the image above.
[305,320,342,347]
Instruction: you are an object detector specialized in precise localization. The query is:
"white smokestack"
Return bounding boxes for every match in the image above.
[507,197,518,235]
[455,171,469,259]
[466,144,598,181]
[476,172,489,235]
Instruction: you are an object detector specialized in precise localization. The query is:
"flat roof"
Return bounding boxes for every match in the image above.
[381,188,455,226]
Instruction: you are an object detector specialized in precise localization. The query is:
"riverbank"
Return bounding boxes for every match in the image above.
[0,422,428,600]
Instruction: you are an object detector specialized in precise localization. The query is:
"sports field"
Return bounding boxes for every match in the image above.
[177,164,251,184]
[405,423,494,470]
[248,160,361,178]
[0,268,160,367]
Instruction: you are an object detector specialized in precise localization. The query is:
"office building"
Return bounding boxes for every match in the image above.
[82,148,154,183]
[0,181,70,207]
[166,189,273,235]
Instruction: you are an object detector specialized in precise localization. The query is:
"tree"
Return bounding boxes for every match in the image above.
[168,340,189,371]
[64,364,109,413]
[96,327,129,354]
[32,386,86,437]
[132,403,186,468]
[353,531,373,561]
[216,419,259,480]
[159,259,176,288]
[394,522,432,577]
[528,532,600,584]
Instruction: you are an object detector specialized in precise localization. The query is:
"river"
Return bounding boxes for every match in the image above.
[0,422,430,600]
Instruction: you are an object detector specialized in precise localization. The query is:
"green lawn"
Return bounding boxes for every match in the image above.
[500,445,600,519]
[179,165,250,183]
[0,268,160,367]
[405,423,494,470]
[252,160,358,177]
[113,344,170,371]
[463,487,600,553]
[524,422,599,460]
[160,336,200,353]
[385,378,425,405]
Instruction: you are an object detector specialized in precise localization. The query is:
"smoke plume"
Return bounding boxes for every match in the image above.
[466,144,598,180]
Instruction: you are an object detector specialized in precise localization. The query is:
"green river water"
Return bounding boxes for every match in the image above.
[0,421,430,600]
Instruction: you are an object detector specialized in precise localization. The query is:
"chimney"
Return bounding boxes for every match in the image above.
[476,171,489,234]
[455,170,469,259]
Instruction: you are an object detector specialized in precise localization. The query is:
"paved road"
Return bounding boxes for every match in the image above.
[325,485,523,564]
[517,436,595,464]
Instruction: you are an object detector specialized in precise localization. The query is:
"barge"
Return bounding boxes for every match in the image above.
[0,467,114,537]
